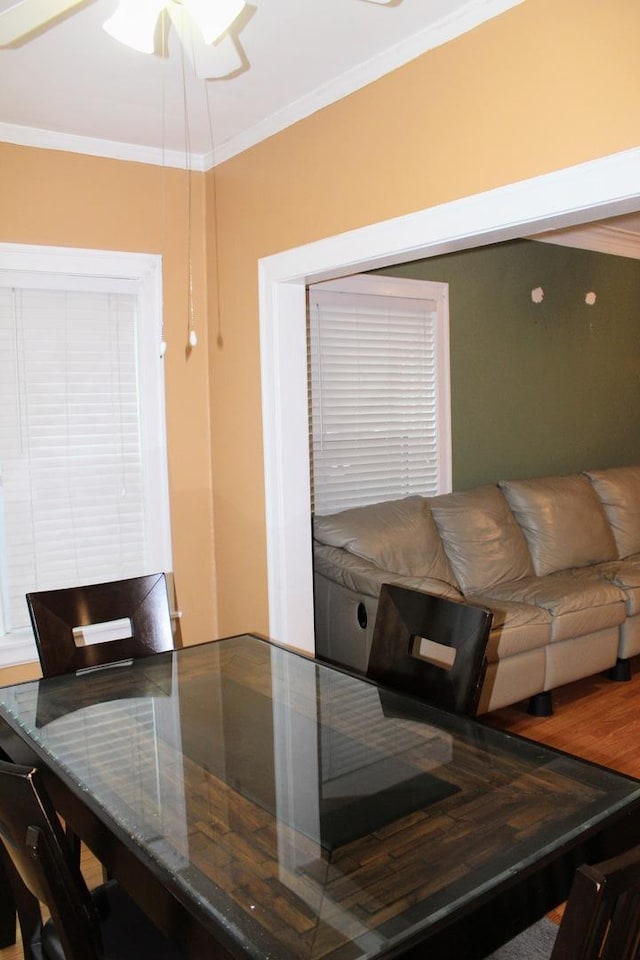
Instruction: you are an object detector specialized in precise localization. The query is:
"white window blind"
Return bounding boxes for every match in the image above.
[0,246,172,665]
[308,275,450,516]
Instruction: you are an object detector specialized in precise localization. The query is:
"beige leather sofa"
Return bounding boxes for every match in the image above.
[313,465,640,714]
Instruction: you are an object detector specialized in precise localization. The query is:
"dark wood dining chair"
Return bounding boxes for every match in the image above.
[366,583,493,715]
[487,842,640,959]
[0,759,183,960]
[25,573,175,876]
[26,573,175,678]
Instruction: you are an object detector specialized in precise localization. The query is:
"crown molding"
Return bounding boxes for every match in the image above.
[0,121,208,171]
[534,223,640,259]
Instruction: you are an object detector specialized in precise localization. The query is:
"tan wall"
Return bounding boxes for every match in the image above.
[0,145,218,665]
[0,661,42,685]
[1,0,639,676]
[208,0,640,636]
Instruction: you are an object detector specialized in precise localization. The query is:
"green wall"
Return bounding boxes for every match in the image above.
[378,239,640,490]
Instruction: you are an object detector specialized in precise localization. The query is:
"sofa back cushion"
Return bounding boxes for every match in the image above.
[312,496,457,583]
[585,465,640,559]
[499,474,617,576]
[429,485,534,595]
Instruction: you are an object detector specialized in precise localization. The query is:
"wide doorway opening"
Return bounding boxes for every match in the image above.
[258,147,640,655]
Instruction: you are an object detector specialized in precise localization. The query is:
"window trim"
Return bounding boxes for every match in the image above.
[0,243,172,667]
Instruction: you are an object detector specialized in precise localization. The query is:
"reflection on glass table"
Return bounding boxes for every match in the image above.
[0,635,639,960]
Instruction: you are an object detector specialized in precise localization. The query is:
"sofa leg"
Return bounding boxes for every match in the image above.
[528,692,553,717]
[608,657,632,682]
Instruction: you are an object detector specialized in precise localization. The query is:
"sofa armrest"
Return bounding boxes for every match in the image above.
[313,543,463,600]
[313,543,463,674]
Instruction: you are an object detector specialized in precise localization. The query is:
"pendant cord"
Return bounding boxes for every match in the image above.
[203,80,223,348]
[178,8,197,348]
[159,10,168,357]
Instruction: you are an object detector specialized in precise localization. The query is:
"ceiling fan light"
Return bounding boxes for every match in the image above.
[182,0,245,45]
[103,0,166,54]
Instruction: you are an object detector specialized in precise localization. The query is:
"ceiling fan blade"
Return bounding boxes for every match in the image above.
[0,0,86,45]
[103,0,166,55]
[191,33,244,80]
[167,5,244,79]
[182,0,245,45]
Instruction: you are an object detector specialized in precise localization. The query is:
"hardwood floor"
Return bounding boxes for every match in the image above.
[485,655,640,778]
[1,658,639,959]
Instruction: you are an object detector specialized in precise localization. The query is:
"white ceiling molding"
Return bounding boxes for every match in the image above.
[0,120,209,171]
[534,218,640,260]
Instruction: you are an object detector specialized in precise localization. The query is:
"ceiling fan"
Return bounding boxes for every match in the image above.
[0,0,242,46]
[0,0,395,79]
[0,0,247,78]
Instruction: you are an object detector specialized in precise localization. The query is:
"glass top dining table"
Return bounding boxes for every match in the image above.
[0,634,639,960]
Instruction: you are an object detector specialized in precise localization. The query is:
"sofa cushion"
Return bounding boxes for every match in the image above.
[560,558,640,616]
[499,474,617,576]
[312,496,457,583]
[429,486,534,595]
[465,595,550,661]
[585,465,640,559]
[483,575,625,642]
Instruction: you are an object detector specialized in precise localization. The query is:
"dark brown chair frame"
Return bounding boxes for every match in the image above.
[25,573,175,881]
[549,843,640,960]
[0,759,182,960]
[26,573,174,678]
[367,583,493,715]
[489,842,640,958]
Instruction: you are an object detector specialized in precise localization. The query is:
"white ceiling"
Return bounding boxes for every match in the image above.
[0,0,525,169]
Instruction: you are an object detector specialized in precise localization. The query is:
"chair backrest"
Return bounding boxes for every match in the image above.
[367,583,492,715]
[0,759,103,960]
[551,843,640,960]
[26,573,174,678]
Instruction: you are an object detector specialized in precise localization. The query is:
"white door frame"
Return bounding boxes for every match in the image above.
[259,146,640,655]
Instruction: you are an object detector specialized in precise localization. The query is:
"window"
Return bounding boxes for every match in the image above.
[308,274,451,516]
[0,244,172,667]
